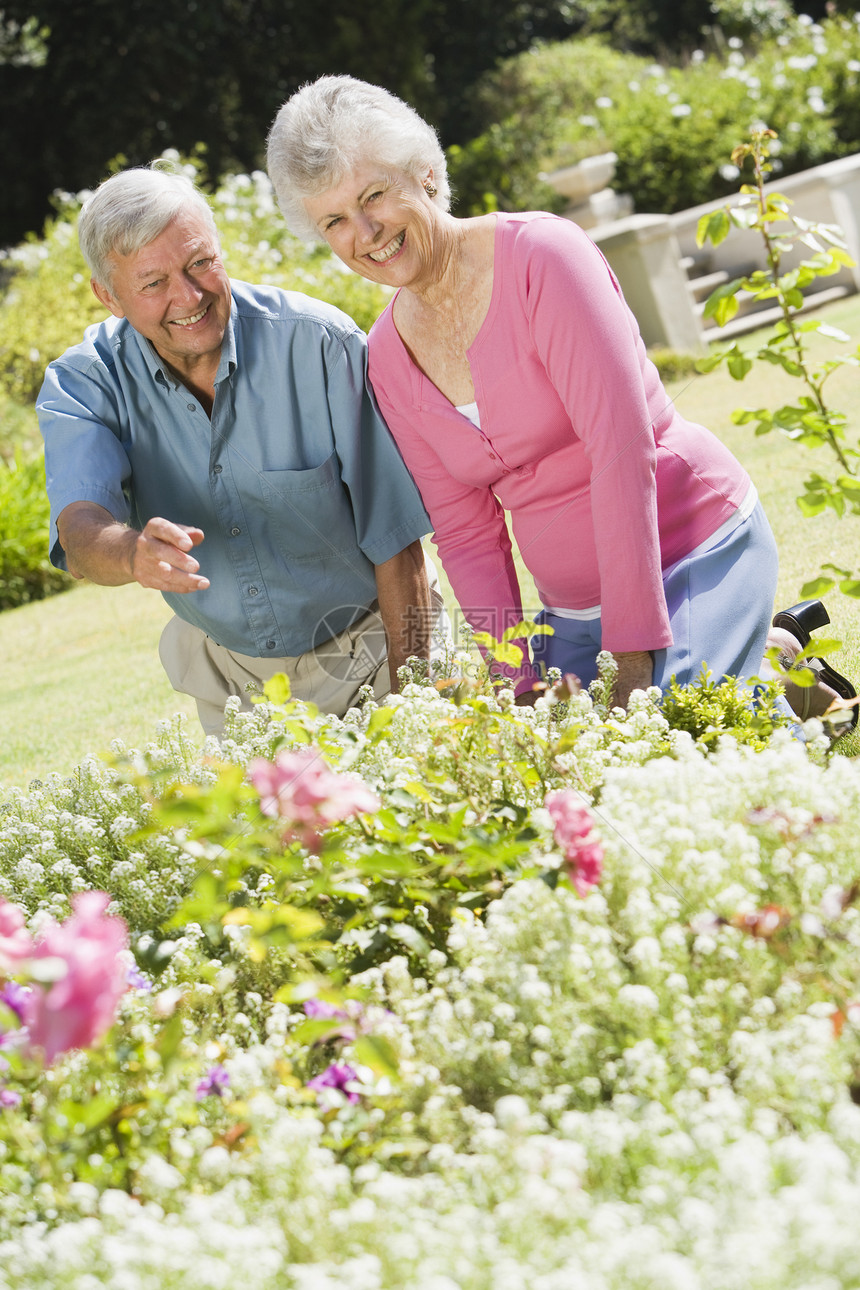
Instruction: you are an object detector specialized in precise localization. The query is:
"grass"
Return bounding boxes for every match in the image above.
[1,293,859,793]
[0,581,197,791]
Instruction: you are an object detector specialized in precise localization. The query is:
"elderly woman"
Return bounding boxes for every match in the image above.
[266,75,856,723]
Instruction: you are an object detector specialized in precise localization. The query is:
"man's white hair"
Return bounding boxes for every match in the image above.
[78,164,218,287]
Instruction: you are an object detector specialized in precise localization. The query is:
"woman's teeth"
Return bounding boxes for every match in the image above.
[368,232,405,263]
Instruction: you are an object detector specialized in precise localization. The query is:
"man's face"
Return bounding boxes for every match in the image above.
[92,211,232,379]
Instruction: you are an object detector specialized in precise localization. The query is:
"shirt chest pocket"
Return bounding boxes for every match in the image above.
[258,451,357,562]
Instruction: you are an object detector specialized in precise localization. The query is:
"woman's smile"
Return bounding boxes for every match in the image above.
[367,230,406,264]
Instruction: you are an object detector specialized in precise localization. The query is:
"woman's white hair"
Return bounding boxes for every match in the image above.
[267,75,450,242]
[78,164,218,287]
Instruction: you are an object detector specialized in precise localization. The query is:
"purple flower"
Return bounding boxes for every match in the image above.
[0,1088,21,1110]
[304,998,350,1021]
[0,981,30,1021]
[302,997,393,1045]
[307,1061,361,1105]
[126,964,151,991]
[195,1065,230,1101]
[0,1021,28,1052]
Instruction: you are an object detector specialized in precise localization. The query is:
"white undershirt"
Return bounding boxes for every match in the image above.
[456,401,481,429]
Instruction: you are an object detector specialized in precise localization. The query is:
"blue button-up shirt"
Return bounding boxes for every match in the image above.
[37,280,431,656]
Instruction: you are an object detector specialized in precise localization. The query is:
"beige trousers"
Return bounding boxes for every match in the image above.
[159,558,451,737]
[160,605,396,737]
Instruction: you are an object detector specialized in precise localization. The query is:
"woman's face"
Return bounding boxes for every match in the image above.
[304,164,439,292]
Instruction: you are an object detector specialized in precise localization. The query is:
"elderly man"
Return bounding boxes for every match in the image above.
[37,165,445,735]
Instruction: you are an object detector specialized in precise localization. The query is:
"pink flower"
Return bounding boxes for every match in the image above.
[22,892,129,1064]
[0,900,33,972]
[248,748,381,850]
[545,789,604,896]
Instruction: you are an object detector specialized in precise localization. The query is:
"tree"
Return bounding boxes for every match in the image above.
[0,0,587,247]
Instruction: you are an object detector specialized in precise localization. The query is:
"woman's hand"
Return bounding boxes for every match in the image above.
[610,650,654,710]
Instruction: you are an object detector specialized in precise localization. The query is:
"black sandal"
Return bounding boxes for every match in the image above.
[772,600,858,731]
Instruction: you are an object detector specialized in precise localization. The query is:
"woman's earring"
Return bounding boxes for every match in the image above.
[424,180,438,198]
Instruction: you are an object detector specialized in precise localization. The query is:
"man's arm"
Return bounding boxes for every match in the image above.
[57,501,210,593]
[374,540,431,690]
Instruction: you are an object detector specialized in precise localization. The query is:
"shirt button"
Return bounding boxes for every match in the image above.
[230,526,241,536]
[187,402,196,411]
[213,464,223,475]
[266,640,276,650]
[248,586,259,596]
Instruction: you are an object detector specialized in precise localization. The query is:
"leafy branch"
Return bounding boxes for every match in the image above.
[696,127,860,599]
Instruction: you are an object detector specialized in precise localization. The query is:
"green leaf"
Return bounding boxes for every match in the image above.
[732,408,772,430]
[836,476,860,504]
[696,209,730,247]
[800,575,837,598]
[695,350,728,374]
[223,903,326,940]
[367,706,396,738]
[838,579,860,598]
[155,1012,185,1065]
[726,352,752,380]
[400,780,436,803]
[59,1092,122,1131]
[797,496,828,518]
[292,1016,351,1047]
[354,1033,400,1078]
[491,641,524,667]
[386,923,432,958]
[794,636,842,660]
[262,672,292,706]
[702,279,743,326]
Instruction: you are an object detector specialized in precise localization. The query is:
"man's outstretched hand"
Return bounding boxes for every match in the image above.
[57,502,210,592]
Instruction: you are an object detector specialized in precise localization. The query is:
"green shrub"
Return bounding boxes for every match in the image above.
[660,667,787,750]
[0,449,70,609]
[0,204,106,405]
[449,16,860,218]
[0,391,40,459]
[647,347,702,381]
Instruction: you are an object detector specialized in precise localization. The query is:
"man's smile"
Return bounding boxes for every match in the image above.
[171,305,210,327]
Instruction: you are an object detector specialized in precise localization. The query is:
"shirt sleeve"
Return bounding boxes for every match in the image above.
[324,328,432,566]
[36,357,132,571]
[519,216,672,653]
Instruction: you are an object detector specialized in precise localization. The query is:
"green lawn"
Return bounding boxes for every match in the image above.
[2,292,859,793]
[0,581,197,791]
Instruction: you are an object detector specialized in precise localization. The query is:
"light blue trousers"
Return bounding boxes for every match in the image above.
[531,502,779,692]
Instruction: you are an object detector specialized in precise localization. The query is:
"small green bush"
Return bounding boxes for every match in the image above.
[449,16,860,218]
[647,347,703,382]
[660,668,788,751]
[0,450,70,610]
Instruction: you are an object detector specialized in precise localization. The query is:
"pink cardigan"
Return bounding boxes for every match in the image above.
[368,211,750,658]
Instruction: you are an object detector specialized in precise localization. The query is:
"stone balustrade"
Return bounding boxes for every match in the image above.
[543,151,860,352]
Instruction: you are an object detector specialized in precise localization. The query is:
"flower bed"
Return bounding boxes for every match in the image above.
[2,672,860,1288]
